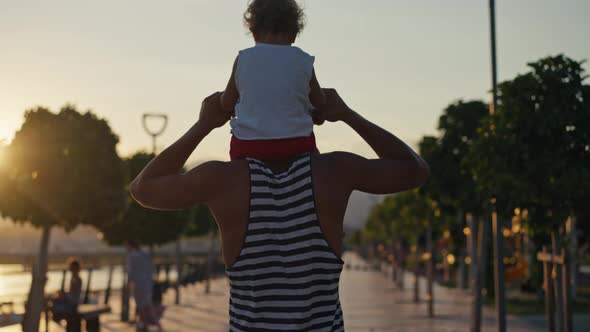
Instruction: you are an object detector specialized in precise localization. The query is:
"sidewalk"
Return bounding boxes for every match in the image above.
[342,252,590,331]
[341,252,542,332]
[2,252,588,331]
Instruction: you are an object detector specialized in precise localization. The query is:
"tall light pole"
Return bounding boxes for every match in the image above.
[142,113,168,154]
[119,113,170,322]
[488,1,507,331]
[489,1,498,117]
[141,112,186,305]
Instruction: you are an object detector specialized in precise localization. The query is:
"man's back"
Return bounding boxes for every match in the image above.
[206,152,354,269]
[224,154,344,331]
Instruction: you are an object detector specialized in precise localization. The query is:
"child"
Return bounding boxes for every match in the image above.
[221,0,326,161]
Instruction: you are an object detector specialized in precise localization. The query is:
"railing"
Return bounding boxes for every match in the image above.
[0,253,227,330]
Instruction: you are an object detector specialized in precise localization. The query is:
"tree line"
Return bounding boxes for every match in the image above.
[0,106,215,331]
[358,54,590,295]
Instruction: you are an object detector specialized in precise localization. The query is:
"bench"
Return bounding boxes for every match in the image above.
[78,304,111,332]
[52,304,111,332]
[0,302,24,328]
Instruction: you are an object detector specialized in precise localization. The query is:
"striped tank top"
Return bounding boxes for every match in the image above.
[226,154,345,331]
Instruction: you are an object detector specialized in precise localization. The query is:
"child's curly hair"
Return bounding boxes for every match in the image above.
[244,0,305,37]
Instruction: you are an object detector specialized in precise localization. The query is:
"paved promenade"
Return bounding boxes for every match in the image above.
[340,254,542,332]
[3,252,586,331]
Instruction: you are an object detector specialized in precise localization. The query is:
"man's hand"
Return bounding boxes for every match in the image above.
[313,88,353,126]
[198,92,231,132]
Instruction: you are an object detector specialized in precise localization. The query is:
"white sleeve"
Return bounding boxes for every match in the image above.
[303,53,315,82]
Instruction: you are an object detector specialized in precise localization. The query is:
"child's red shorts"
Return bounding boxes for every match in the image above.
[230,134,318,161]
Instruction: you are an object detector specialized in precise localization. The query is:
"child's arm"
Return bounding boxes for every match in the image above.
[309,67,326,109]
[220,57,239,112]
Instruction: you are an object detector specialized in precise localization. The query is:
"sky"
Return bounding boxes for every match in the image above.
[1,0,589,162]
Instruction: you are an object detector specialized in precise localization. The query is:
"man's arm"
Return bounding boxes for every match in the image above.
[317,89,430,194]
[130,92,232,210]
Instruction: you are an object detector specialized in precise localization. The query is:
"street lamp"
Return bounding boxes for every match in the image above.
[142,113,168,154]
[488,1,507,331]
[471,2,506,332]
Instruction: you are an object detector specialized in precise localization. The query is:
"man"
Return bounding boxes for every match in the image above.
[50,259,82,332]
[131,89,429,331]
[126,241,163,331]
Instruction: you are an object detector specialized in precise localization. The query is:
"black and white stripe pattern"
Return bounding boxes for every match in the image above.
[226,154,344,332]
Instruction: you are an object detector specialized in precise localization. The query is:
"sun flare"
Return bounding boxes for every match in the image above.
[0,125,16,144]
[0,146,6,167]
[0,126,15,167]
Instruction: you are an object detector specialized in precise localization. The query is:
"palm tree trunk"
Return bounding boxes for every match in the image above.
[413,246,420,303]
[174,239,182,304]
[471,216,490,332]
[467,213,478,292]
[23,225,51,332]
[205,231,216,294]
[552,232,564,331]
[426,222,434,317]
[567,216,577,301]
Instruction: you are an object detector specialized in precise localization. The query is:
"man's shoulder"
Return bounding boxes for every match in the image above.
[199,154,363,171]
[313,151,364,164]
[196,159,247,170]
[312,151,366,176]
[194,159,249,180]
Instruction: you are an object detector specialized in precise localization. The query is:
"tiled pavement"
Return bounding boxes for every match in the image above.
[3,252,589,331]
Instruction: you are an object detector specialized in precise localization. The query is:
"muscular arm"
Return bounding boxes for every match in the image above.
[130,92,232,210]
[131,88,427,210]
[317,89,430,194]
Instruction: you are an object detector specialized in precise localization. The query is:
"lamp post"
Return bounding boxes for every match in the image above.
[488,1,506,331]
[141,113,185,304]
[119,112,168,322]
[142,113,168,154]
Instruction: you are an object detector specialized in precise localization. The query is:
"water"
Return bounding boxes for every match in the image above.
[0,264,178,304]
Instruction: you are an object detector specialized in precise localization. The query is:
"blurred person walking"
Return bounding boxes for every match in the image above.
[126,241,164,331]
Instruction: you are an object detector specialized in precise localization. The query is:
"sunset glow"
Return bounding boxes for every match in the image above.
[0,2,588,330]
[0,126,15,143]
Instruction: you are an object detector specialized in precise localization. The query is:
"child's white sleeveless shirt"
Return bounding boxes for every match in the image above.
[230,43,315,140]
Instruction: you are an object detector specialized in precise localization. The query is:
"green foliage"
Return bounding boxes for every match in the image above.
[362,190,435,245]
[419,100,488,211]
[417,100,488,252]
[418,136,462,251]
[437,100,489,212]
[100,200,188,246]
[363,196,396,243]
[0,105,126,231]
[363,116,485,249]
[466,55,590,233]
[99,152,189,246]
[360,54,589,257]
[417,136,444,203]
[184,203,217,237]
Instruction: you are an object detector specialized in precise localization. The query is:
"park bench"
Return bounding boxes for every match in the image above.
[51,303,111,332]
[0,301,24,328]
